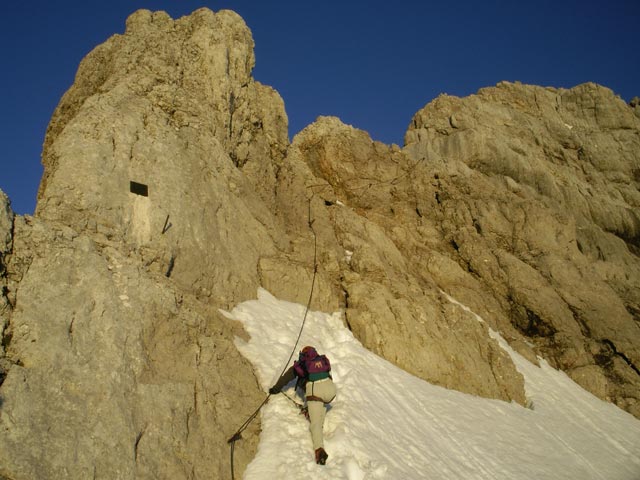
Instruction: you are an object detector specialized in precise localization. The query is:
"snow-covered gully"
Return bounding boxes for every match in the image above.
[225,289,640,480]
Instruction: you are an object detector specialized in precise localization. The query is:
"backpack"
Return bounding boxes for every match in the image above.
[294,347,331,382]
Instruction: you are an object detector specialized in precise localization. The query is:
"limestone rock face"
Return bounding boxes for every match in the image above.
[0,211,262,479]
[405,81,640,416]
[630,96,640,118]
[36,8,288,307]
[3,8,280,479]
[0,190,14,383]
[272,117,527,404]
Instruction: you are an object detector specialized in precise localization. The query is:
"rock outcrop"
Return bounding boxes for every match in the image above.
[404,81,640,415]
[1,209,262,479]
[36,8,288,308]
[3,9,274,479]
[1,7,639,480]
[272,117,526,404]
[0,190,14,387]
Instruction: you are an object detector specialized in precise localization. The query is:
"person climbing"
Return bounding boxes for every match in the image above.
[269,345,336,465]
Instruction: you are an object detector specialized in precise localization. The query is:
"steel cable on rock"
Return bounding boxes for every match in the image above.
[227,195,319,480]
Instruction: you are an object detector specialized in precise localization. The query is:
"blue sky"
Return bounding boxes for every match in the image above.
[1,0,638,215]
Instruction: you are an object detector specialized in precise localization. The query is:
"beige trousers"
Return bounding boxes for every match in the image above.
[305,378,336,450]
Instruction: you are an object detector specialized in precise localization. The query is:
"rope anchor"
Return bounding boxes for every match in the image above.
[161,214,172,234]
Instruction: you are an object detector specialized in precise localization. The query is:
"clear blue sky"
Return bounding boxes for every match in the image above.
[1,0,638,215]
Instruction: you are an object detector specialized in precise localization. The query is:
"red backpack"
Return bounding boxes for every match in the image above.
[294,346,331,382]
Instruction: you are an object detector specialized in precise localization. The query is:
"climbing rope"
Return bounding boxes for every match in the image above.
[227,195,319,479]
[281,390,305,409]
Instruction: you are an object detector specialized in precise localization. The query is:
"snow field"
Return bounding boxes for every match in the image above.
[225,288,640,479]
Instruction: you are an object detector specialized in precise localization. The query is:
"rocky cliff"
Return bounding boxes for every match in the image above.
[1,7,639,479]
[404,82,640,414]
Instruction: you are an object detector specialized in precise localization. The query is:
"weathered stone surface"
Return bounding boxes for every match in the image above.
[0,190,14,385]
[405,81,640,416]
[3,9,278,479]
[274,117,527,404]
[629,96,640,119]
[0,215,262,479]
[0,190,12,254]
[36,7,288,308]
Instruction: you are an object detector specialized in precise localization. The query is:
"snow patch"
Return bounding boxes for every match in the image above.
[226,288,640,479]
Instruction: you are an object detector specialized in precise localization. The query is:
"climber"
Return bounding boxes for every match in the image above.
[269,345,336,465]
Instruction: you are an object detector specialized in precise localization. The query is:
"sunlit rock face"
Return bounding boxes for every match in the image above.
[36,8,289,308]
[3,8,276,478]
[274,116,527,406]
[404,81,640,417]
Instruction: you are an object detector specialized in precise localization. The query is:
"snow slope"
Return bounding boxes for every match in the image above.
[225,288,640,479]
